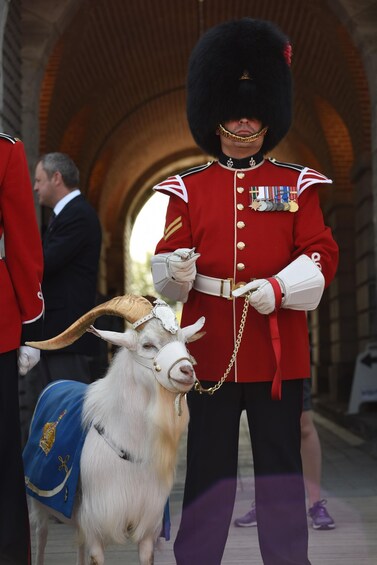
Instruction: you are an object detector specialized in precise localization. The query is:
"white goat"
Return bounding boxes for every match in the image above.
[23,295,205,565]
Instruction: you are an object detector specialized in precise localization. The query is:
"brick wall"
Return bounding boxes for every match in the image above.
[1,0,22,136]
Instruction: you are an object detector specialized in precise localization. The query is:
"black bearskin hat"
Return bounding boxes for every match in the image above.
[187,18,292,157]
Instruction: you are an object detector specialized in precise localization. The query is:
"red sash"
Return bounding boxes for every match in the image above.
[266,278,283,400]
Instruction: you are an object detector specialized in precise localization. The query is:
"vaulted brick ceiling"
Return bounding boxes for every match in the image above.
[22,0,372,279]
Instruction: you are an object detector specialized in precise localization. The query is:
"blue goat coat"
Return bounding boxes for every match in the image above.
[23,380,86,518]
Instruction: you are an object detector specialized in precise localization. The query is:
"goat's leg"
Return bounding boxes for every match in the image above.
[87,539,105,565]
[138,536,155,565]
[34,511,49,565]
[76,541,86,565]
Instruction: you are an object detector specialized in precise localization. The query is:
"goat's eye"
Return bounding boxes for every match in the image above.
[142,343,156,350]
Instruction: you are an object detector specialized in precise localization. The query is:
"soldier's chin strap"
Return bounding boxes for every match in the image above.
[218,123,268,143]
[266,277,283,400]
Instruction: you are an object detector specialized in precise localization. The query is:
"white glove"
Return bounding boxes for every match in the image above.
[167,248,200,282]
[151,248,201,303]
[232,255,325,311]
[18,345,41,375]
[234,279,277,315]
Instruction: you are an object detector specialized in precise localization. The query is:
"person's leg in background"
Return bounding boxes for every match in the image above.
[301,379,335,530]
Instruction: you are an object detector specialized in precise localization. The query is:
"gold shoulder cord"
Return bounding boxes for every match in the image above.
[194,294,250,395]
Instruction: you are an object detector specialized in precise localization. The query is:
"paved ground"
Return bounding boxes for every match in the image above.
[30,410,377,564]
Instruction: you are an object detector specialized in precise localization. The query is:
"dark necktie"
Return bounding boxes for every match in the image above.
[48,212,56,228]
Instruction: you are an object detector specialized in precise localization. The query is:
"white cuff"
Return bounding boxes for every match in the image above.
[277,255,325,310]
[151,254,192,303]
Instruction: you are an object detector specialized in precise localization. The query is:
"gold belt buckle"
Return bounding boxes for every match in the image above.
[222,278,247,300]
[220,278,231,299]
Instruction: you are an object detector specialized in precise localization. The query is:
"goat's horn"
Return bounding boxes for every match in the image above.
[26,294,153,350]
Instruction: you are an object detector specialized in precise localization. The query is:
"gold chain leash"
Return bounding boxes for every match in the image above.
[194,294,250,395]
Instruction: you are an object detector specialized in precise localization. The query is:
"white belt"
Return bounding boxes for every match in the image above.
[193,273,247,300]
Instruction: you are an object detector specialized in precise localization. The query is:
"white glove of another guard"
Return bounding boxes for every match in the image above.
[167,248,200,282]
[236,279,278,315]
[18,345,40,375]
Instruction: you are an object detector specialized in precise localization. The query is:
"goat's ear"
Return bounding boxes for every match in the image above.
[87,326,137,349]
[186,330,206,343]
[182,316,205,342]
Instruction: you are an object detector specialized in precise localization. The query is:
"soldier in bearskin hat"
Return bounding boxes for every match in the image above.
[152,18,338,564]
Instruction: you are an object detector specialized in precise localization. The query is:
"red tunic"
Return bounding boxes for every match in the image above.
[154,158,338,383]
[0,135,44,353]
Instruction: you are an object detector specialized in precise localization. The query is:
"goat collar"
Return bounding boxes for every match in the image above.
[94,424,142,463]
[133,299,179,334]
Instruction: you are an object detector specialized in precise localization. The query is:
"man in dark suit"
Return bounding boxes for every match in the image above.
[33,152,102,386]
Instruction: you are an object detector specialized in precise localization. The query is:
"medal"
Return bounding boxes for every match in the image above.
[257,201,268,211]
[288,201,299,212]
[249,186,299,212]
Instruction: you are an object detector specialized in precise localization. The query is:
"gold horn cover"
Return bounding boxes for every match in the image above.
[26,294,153,351]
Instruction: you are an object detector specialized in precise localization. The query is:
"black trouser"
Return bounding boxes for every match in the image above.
[174,379,311,565]
[39,352,92,387]
[0,351,31,565]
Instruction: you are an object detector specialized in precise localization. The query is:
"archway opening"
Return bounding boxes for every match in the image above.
[128,192,168,297]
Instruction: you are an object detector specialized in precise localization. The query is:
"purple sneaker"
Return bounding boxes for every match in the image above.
[234,504,257,527]
[308,499,335,530]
